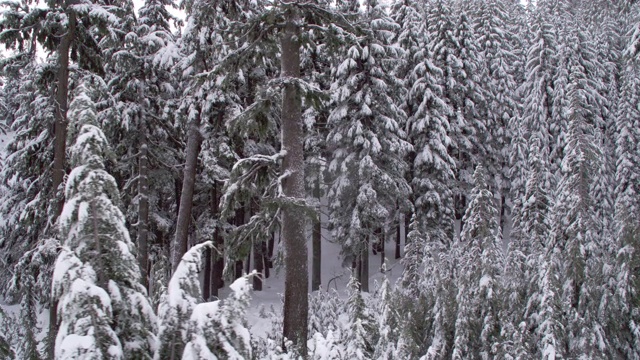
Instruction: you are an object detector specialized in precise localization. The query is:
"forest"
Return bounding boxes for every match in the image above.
[0,0,639,358]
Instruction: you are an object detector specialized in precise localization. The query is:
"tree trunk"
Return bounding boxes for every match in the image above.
[280,7,308,355]
[138,133,150,290]
[172,113,203,271]
[379,228,385,270]
[49,11,76,360]
[268,231,275,268]
[253,239,263,290]
[234,205,245,280]
[312,179,322,291]
[500,193,507,235]
[395,217,401,259]
[361,239,369,292]
[405,212,411,243]
[244,204,251,275]
[203,247,212,300]
[211,184,224,298]
[262,241,270,279]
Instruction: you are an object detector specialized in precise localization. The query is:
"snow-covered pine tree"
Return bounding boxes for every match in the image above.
[390,0,425,121]
[473,0,520,220]
[327,0,412,292]
[551,58,607,357]
[100,0,181,291]
[503,136,552,358]
[427,0,486,226]
[53,86,156,358]
[533,247,566,359]
[0,308,12,359]
[155,242,212,359]
[406,10,455,244]
[519,6,558,192]
[182,274,253,360]
[608,63,640,359]
[0,60,57,288]
[343,276,378,360]
[373,277,398,359]
[452,165,504,359]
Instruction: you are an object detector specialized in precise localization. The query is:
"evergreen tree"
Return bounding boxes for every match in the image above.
[343,276,378,360]
[505,137,552,358]
[474,0,520,217]
[373,277,398,359]
[519,7,558,191]
[327,0,411,292]
[452,165,504,359]
[100,0,181,290]
[182,275,253,360]
[53,87,156,358]
[428,0,487,221]
[155,242,212,359]
[608,63,640,359]
[551,62,607,357]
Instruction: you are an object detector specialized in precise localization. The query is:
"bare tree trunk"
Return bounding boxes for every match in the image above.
[280,7,308,355]
[211,184,224,298]
[244,204,251,275]
[234,205,245,280]
[395,217,401,259]
[203,247,212,300]
[172,113,203,271]
[379,228,385,270]
[405,212,410,242]
[268,231,275,268]
[253,239,263,290]
[361,238,369,292]
[312,179,321,291]
[49,11,76,360]
[500,193,507,235]
[138,133,150,290]
[262,241,270,279]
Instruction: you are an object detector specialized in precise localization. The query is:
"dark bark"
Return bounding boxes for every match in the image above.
[203,247,212,300]
[280,7,308,355]
[500,193,507,234]
[311,179,322,291]
[262,241,270,279]
[234,206,245,280]
[245,253,251,275]
[244,204,251,275]
[405,212,411,243]
[49,11,76,360]
[361,239,369,292]
[211,184,224,298]
[235,260,244,280]
[268,231,276,268]
[172,113,203,271]
[395,218,401,259]
[253,239,263,290]
[138,134,150,290]
[379,228,385,270]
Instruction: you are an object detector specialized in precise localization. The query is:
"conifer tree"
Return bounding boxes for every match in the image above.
[155,242,212,359]
[327,0,411,292]
[551,62,607,357]
[474,0,519,216]
[182,275,253,360]
[608,64,640,359]
[452,165,504,359]
[343,276,378,360]
[519,8,558,190]
[101,0,181,290]
[53,86,156,358]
